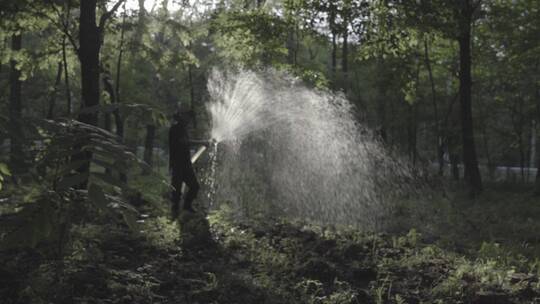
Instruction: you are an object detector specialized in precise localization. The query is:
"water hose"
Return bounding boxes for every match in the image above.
[180,145,210,194]
[191,145,207,164]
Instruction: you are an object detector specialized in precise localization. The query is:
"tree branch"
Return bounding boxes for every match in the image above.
[63,28,80,57]
[98,0,127,32]
[54,6,80,57]
[31,2,80,56]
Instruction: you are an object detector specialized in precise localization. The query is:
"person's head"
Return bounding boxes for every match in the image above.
[172,109,195,126]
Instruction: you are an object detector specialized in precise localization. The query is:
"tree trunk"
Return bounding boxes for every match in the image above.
[101,72,112,176]
[113,18,126,183]
[329,3,337,88]
[377,57,387,143]
[75,0,102,188]
[342,25,349,94]
[62,36,72,115]
[450,153,460,181]
[535,82,540,195]
[389,90,396,149]
[188,54,197,128]
[529,120,535,182]
[143,124,156,175]
[519,97,526,182]
[112,71,125,181]
[424,37,444,176]
[519,134,525,182]
[458,3,482,195]
[78,0,101,123]
[9,33,24,173]
[102,71,114,132]
[286,20,297,66]
[47,61,63,119]
[331,32,337,87]
[114,2,127,140]
[407,103,418,165]
[480,118,495,181]
[103,7,127,180]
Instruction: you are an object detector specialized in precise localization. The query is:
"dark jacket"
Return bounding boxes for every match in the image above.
[169,121,193,172]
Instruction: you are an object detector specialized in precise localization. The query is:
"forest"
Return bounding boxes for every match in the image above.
[1,0,540,303]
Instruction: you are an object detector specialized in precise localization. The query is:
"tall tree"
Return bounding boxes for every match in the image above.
[423,36,444,175]
[9,33,24,173]
[78,0,101,126]
[75,0,125,187]
[536,83,540,193]
[143,0,168,173]
[456,0,482,194]
[113,0,128,140]
[390,0,484,194]
[47,61,63,119]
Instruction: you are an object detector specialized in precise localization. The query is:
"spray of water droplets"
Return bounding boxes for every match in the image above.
[205,69,420,230]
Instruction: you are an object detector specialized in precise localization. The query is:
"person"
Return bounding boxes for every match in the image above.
[169,110,212,218]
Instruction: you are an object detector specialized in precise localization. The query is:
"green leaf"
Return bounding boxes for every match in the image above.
[0,163,11,176]
[88,183,109,211]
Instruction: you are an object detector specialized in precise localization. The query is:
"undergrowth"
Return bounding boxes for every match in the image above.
[1,186,540,303]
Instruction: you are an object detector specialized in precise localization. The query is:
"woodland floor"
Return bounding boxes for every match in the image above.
[2,193,540,304]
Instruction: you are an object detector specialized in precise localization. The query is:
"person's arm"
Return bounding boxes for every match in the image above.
[187,139,214,147]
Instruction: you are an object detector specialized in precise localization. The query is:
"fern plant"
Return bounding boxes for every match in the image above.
[0,118,165,253]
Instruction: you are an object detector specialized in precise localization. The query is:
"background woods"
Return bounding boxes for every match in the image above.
[1,0,540,303]
[1,0,539,189]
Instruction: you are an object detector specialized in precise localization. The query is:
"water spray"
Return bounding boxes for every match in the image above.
[205,69,419,230]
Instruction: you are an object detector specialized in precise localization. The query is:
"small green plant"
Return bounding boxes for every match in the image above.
[0,162,11,191]
[477,241,529,269]
[140,216,181,248]
[394,294,406,304]
[374,276,393,304]
[478,242,504,261]
[295,279,325,304]
[324,279,360,304]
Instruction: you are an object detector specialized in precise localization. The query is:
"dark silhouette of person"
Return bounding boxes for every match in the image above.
[169,110,211,218]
